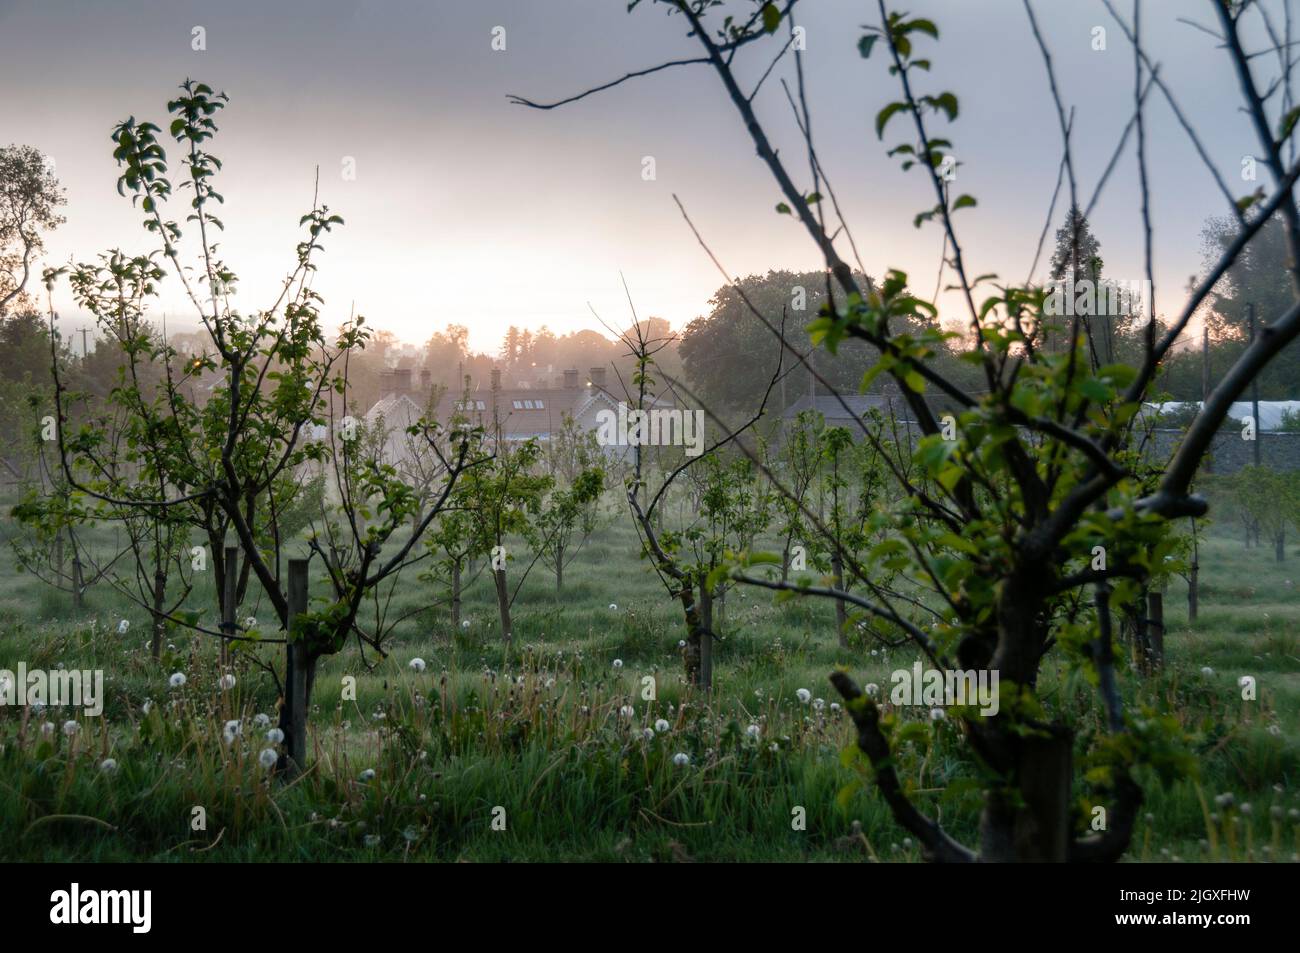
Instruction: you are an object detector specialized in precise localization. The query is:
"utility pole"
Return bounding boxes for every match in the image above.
[1202,322,1212,474]
[1201,324,1210,405]
[79,327,91,358]
[1250,303,1262,467]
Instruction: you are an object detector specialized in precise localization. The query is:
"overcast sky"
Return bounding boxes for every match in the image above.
[0,0,1284,352]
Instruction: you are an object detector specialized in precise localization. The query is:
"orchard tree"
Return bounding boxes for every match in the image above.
[461,427,549,644]
[45,80,479,772]
[536,465,605,592]
[517,0,1300,861]
[0,144,65,315]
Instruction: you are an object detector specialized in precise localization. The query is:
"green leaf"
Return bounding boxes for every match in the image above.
[932,92,959,121]
[858,34,879,58]
[904,370,926,393]
[1282,105,1300,140]
[876,101,907,139]
[775,202,792,215]
[901,18,939,39]
[1236,189,1264,212]
[952,194,977,211]
[761,2,781,34]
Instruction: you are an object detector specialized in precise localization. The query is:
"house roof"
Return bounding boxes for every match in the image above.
[364,393,426,430]
[360,386,621,441]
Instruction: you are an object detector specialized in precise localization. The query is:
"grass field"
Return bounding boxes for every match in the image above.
[0,500,1296,862]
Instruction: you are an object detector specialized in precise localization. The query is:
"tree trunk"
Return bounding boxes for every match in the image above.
[221,545,237,669]
[1133,589,1150,673]
[494,567,512,643]
[833,551,848,647]
[555,542,564,592]
[698,584,713,691]
[151,568,167,660]
[1187,561,1198,625]
[279,558,315,776]
[451,559,462,630]
[1276,527,1286,562]
[68,528,84,609]
[980,729,1072,862]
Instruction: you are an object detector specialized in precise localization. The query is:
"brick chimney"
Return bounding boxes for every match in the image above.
[419,368,431,391]
[589,366,606,390]
[563,368,579,390]
[490,368,502,392]
[394,368,412,394]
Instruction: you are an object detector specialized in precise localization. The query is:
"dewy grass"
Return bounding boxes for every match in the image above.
[0,513,1296,861]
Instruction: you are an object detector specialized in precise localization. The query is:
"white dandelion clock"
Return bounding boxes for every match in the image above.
[930,708,945,722]
[117,619,130,635]
[168,672,186,689]
[408,658,427,673]
[253,712,271,729]
[672,752,690,767]
[100,758,118,773]
[258,748,278,770]
[223,719,242,744]
[62,720,79,736]
[219,673,236,691]
[609,603,618,611]
[796,688,812,704]
[654,718,670,733]
[746,724,761,739]
[359,768,375,782]
[865,683,880,698]
[612,659,623,669]
[461,619,471,629]
[266,727,285,744]
[642,727,655,741]
[619,705,635,718]
[1201,666,1215,677]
